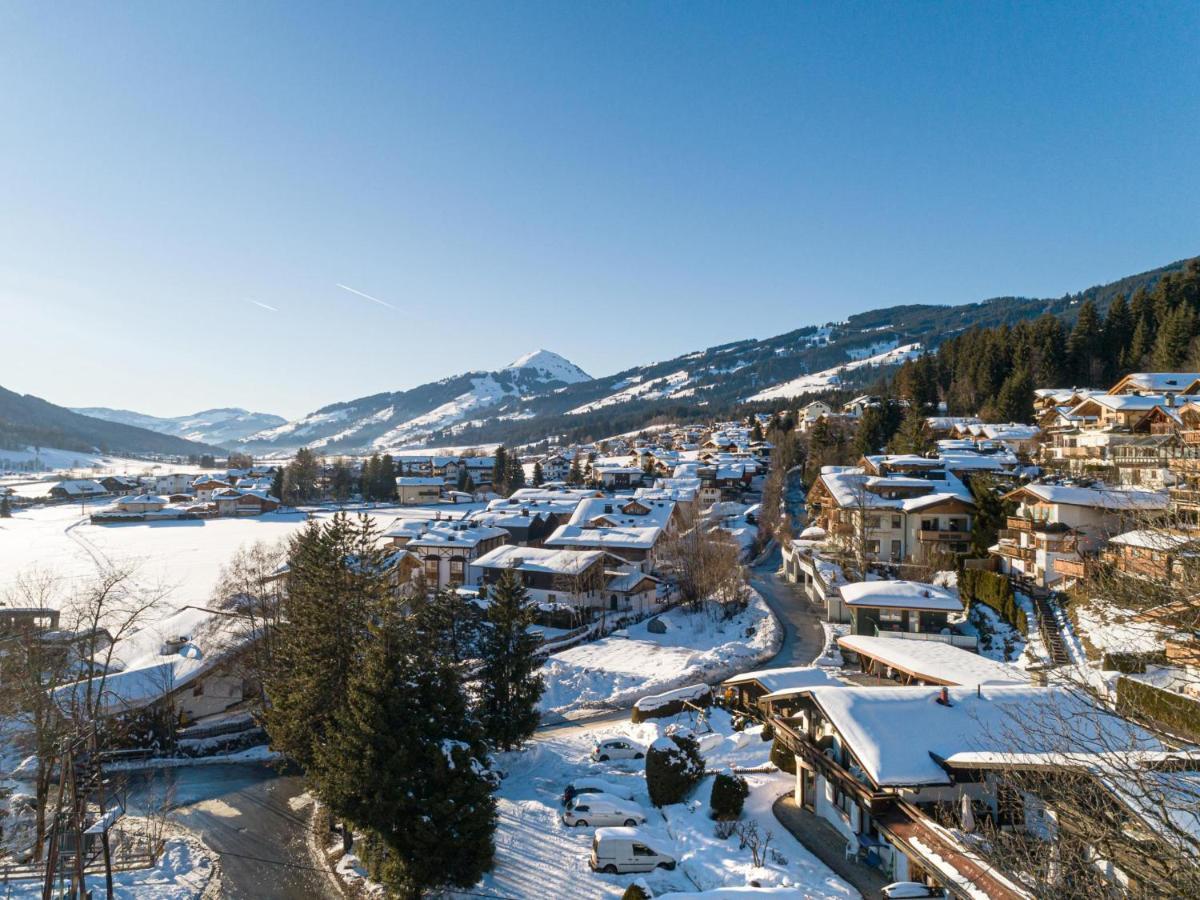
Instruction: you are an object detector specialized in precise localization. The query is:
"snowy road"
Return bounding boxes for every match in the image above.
[747,544,826,668]
[127,764,339,900]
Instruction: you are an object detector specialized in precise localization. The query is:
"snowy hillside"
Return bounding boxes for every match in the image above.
[74,406,287,447]
[239,350,593,454]
[746,342,922,402]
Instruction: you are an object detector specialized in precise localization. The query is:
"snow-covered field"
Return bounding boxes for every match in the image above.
[473,708,854,899]
[539,594,781,716]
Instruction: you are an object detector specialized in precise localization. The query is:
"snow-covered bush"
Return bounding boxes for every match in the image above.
[645,729,705,807]
[769,735,796,774]
[621,883,650,900]
[709,772,749,820]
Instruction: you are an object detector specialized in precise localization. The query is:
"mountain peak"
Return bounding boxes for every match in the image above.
[505,349,591,384]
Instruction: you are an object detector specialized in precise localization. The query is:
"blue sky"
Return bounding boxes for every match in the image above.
[1,2,1197,419]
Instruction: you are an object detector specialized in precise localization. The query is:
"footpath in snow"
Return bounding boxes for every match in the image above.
[539,592,782,717]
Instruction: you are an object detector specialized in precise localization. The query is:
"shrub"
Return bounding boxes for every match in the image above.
[769,736,796,774]
[710,772,749,820]
[959,568,1028,634]
[621,884,649,900]
[646,730,706,806]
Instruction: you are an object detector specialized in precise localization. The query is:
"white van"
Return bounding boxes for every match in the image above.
[562,794,647,828]
[589,827,676,874]
[562,777,637,806]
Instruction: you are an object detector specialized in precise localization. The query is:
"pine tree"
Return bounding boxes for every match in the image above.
[991,368,1034,423]
[270,466,285,502]
[566,456,583,486]
[1101,295,1133,384]
[531,461,544,486]
[361,454,380,500]
[750,420,765,442]
[0,494,11,518]
[1152,304,1196,371]
[284,448,321,503]
[264,513,390,771]
[505,455,526,493]
[492,446,508,496]
[476,568,545,751]
[377,454,397,501]
[1065,300,1102,385]
[314,608,496,898]
[888,406,933,455]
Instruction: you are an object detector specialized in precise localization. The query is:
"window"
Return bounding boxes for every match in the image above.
[866,540,880,554]
[890,540,901,560]
[879,608,903,623]
[547,594,556,604]
[867,516,881,529]
[448,558,465,585]
[423,557,439,580]
[192,682,204,697]
[891,515,902,529]
[633,844,654,857]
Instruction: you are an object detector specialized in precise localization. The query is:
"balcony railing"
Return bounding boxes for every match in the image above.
[917,529,970,542]
[993,542,1035,562]
[1006,516,1033,532]
[1170,488,1200,508]
[871,627,978,650]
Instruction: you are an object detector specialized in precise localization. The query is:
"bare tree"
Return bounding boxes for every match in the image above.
[210,539,288,702]
[660,526,748,616]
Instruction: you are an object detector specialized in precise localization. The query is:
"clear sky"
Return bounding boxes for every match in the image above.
[1,2,1197,419]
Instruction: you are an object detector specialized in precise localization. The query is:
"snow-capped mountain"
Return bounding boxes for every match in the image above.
[239,350,593,454]
[72,407,288,448]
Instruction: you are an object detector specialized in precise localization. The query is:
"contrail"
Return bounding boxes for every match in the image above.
[336,283,396,310]
[249,300,279,312]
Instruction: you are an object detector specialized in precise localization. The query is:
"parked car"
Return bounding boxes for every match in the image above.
[562,794,646,828]
[589,827,676,874]
[882,883,947,899]
[561,777,637,806]
[591,738,644,762]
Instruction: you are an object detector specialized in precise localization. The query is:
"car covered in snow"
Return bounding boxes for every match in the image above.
[561,793,647,828]
[589,827,676,873]
[591,738,644,762]
[561,777,637,806]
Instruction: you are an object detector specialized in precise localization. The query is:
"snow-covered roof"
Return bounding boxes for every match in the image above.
[1111,372,1200,394]
[800,684,1159,787]
[474,544,605,575]
[409,523,509,548]
[544,523,662,551]
[836,635,1028,686]
[723,665,840,694]
[568,496,675,530]
[396,476,444,486]
[1073,393,1167,413]
[119,494,168,505]
[1108,529,1199,551]
[1008,483,1167,511]
[839,580,962,612]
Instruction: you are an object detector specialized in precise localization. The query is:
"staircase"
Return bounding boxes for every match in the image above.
[1033,594,1071,666]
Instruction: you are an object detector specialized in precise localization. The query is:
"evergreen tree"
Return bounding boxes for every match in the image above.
[1065,300,1102,386]
[0,494,11,518]
[330,458,355,502]
[492,446,508,496]
[505,454,526,493]
[476,569,545,750]
[283,448,321,503]
[456,466,474,493]
[270,466,285,502]
[566,455,583,486]
[264,513,390,771]
[990,367,1034,423]
[968,475,1012,557]
[314,608,496,898]
[532,460,544,486]
[1152,303,1196,371]
[377,454,397,501]
[361,454,381,501]
[750,420,765,442]
[888,406,933,455]
[1101,294,1133,383]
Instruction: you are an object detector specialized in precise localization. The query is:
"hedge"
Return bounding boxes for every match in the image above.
[1117,676,1200,742]
[1102,651,1168,674]
[769,736,796,774]
[959,568,1028,634]
[710,773,749,820]
[646,732,706,806]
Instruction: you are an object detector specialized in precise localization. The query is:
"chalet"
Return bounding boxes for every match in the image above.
[1101,529,1200,583]
[99,475,140,494]
[807,461,974,564]
[838,580,966,642]
[601,567,660,615]
[192,475,232,501]
[800,400,834,423]
[568,495,679,534]
[593,465,646,490]
[408,523,509,588]
[770,684,1157,897]
[115,493,169,514]
[468,504,564,546]
[543,520,662,573]
[211,488,280,517]
[721,665,838,717]
[993,482,1167,588]
[473,545,607,610]
[396,476,443,505]
[924,416,981,439]
[49,479,108,500]
[1108,372,1200,398]
[153,473,194,495]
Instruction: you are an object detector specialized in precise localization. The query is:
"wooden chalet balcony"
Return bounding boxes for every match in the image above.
[1169,457,1200,473]
[917,529,971,543]
[1055,446,1096,459]
[1055,557,1089,579]
[1169,488,1200,510]
[1006,516,1034,533]
[830,522,854,536]
[772,718,893,814]
[1181,431,1200,446]
[993,542,1035,562]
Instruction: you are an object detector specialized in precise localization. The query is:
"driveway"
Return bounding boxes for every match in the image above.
[748,544,826,667]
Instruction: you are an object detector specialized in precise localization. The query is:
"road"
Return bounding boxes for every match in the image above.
[747,544,826,668]
[127,764,340,900]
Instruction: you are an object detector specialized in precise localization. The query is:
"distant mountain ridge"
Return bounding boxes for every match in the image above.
[236,256,1190,453]
[73,406,287,448]
[0,387,224,458]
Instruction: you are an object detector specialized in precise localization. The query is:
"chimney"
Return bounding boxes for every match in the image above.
[936,686,952,707]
